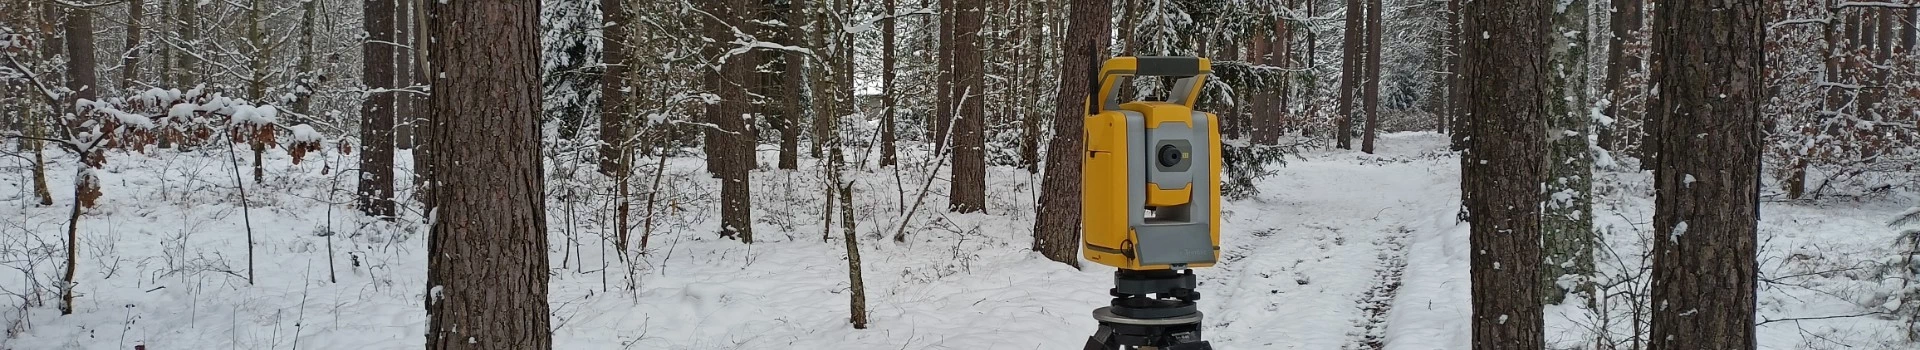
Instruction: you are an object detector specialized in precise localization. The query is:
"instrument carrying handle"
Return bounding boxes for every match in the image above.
[1090,56,1212,114]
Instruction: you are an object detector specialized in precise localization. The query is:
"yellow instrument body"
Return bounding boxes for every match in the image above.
[1081,57,1222,271]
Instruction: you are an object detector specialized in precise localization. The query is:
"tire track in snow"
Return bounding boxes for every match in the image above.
[1345,228,1410,350]
[1199,134,1460,349]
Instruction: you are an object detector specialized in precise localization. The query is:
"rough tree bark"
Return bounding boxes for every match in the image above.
[600,0,628,175]
[1637,0,1664,171]
[359,0,398,218]
[1460,0,1549,348]
[1543,0,1595,305]
[710,0,757,242]
[1646,0,1763,349]
[1448,0,1466,151]
[421,0,552,348]
[931,0,955,154]
[121,0,142,90]
[173,0,196,86]
[1360,0,1381,154]
[1031,0,1111,268]
[294,0,317,115]
[1601,0,1643,150]
[778,0,805,170]
[1337,0,1359,150]
[879,0,898,167]
[394,0,417,150]
[62,8,96,104]
[410,0,435,208]
[948,0,985,213]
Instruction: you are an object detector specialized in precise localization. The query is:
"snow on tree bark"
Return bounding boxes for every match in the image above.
[359,0,398,218]
[1543,0,1596,306]
[1647,0,1763,348]
[1360,0,1381,154]
[600,0,629,176]
[422,0,553,348]
[1031,0,1111,268]
[1459,0,1549,347]
[1337,0,1359,150]
[947,0,985,213]
[708,0,757,242]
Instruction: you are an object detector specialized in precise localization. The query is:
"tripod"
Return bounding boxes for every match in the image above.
[1083,270,1215,350]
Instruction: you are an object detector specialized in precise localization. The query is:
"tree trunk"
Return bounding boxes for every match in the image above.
[1017,0,1045,174]
[879,0,898,168]
[63,8,97,103]
[1646,0,1762,348]
[1360,0,1381,154]
[779,0,804,170]
[1337,0,1359,150]
[411,0,436,208]
[158,0,172,89]
[1543,0,1595,306]
[1904,8,1916,52]
[174,0,197,86]
[1460,0,1549,348]
[1637,0,1664,171]
[1031,0,1110,268]
[1306,0,1320,137]
[360,0,398,218]
[295,0,317,115]
[710,0,758,242]
[1275,14,1292,139]
[931,0,955,154]
[1448,0,1467,151]
[1601,0,1643,151]
[600,0,629,175]
[1248,33,1271,143]
[421,1,552,348]
[394,0,417,150]
[121,0,143,90]
[1868,8,1894,115]
[948,0,986,213]
[27,107,54,206]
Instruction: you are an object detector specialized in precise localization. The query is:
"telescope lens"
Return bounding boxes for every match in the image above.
[1156,144,1182,168]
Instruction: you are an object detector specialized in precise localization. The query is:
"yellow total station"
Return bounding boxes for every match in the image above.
[1081,56,1223,271]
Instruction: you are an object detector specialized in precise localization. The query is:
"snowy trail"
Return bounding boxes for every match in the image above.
[1202,133,1460,349]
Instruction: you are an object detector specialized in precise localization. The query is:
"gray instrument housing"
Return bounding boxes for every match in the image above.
[1116,109,1217,266]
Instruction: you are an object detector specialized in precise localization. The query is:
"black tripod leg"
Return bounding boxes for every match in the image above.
[1162,341,1214,350]
[1084,325,1120,350]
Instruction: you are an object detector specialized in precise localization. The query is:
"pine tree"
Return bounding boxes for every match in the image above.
[600,0,629,176]
[707,0,757,242]
[1360,0,1381,154]
[1600,0,1643,150]
[948,0,986,213]
[1542,0,1595,305]
[1336,0,1359,150]
[359,0,398,218]
[1646,0,1763,348]
[879,0,899,167]
[61,8,96,104]
[121,0,142,90]
[1031,0,1112,268]
[1460,0,1549,347]
[421,0,552,348]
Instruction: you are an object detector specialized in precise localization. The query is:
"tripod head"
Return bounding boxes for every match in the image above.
[1081,57,1223,271]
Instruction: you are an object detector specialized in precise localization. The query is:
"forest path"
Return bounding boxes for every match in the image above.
[1200,133,1460,349]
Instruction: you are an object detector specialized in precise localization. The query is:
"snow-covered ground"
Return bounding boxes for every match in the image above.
[2,133,1913,349]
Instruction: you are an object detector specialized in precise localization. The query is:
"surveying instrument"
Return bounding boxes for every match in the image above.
[1079,56,1221,350]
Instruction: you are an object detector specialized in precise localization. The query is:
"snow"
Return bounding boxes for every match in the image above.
[168,103,197,119]
[290,124,323,142]
[2,133,1912,349]
[229,104,279,125]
